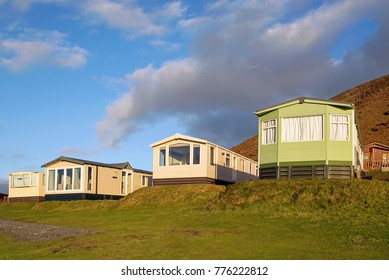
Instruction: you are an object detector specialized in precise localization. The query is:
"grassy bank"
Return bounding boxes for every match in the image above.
[0,179,388,259]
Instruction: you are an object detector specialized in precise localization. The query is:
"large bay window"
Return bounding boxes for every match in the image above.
[281,115,323,142]
[169,144,190,165]
[48,167,82,191]
[331,114,350,141]
[262,119,277,145]
[159,143,202,166]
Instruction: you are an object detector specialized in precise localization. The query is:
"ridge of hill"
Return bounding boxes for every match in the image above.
[231,74,389,160]
[331,74,389,146]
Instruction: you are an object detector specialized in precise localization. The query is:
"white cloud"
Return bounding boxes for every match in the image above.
[83,0,165,36]
[97,0,389,147]
[263,1,375,52]
[178,17,210,29]
[156,1,187,19]
[2,0,65,11]
[149,39,180,51]
[97,59,200,147]
[82,0,189,38]
[0,30,88,72]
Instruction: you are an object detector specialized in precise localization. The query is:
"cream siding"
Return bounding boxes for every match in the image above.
[151,133,258,184]
[42,157,152,198]
[8,172,45,199]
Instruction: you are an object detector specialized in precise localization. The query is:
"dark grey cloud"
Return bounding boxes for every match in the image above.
[0,178,8,194]
[97,0,389,147]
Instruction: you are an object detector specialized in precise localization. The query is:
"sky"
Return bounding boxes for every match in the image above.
[1,0,389,193]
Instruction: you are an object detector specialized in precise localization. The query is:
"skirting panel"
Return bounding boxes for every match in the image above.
[260,165,354,179]
[153,177,218,186]
[8,196,45,203]
[45,193,125,201]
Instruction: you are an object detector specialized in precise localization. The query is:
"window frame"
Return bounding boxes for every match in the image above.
[330,114,350,141]
[262,119,277,145]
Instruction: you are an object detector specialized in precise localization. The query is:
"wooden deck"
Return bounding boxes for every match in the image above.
[364,160,389,170]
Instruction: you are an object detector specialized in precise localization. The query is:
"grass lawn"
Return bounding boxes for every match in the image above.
[0,180,388,260]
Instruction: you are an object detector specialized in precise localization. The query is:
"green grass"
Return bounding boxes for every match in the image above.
[0,180,388,260]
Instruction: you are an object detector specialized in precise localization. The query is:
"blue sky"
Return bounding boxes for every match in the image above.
[1,0,389,193]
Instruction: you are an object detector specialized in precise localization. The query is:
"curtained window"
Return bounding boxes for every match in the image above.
[262,119,277,145]
[281,115,323,142]
[331,114,349,141]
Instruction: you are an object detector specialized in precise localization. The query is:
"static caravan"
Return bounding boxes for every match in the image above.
[151,133,258,186]
[42,156,152,201]
[255,97,363,179]
[363,142,389,171]
[8,171,45,202]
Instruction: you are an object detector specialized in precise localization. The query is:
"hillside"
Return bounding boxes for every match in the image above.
[331,74,389,146]
[1,180,388,259]
[232,74,389,160]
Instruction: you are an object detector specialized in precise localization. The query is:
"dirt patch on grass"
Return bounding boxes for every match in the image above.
[0,219,99,242]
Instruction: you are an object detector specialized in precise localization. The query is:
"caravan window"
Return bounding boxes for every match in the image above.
[11,173,33,187]
[169,144,190,165]
[193,145,200,165]
[210,146,215,165]
[262,119,277,144]
[48,170,55,191]
[159,147,166,166]
[281,115,323,142]
[74,168,81,190]
[331,114,350,141]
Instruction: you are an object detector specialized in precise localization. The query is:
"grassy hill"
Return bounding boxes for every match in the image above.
[231,74,389,160]
[1,179,388,259]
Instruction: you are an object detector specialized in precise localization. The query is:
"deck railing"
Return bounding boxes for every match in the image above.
[363,160,389,170]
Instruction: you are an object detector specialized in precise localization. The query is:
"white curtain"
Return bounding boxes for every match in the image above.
[282,115,323,142]
[331,115,349,140]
